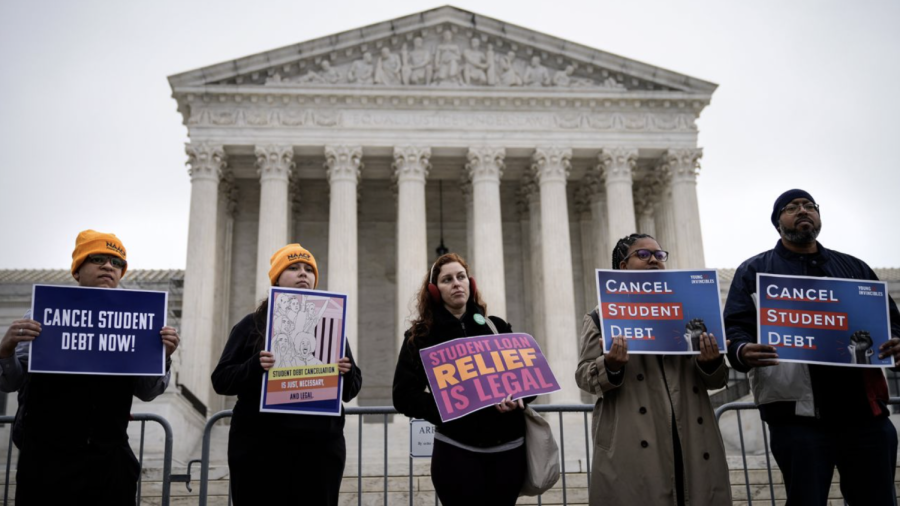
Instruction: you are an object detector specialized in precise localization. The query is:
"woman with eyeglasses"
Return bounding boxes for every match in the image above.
[392,253,532,505]
[575,234,732,506]
[211,244,362,506]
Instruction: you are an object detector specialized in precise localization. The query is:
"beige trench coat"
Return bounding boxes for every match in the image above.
[575,311,733,506]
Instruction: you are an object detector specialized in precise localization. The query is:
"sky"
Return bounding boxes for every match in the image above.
[1,0,898,270]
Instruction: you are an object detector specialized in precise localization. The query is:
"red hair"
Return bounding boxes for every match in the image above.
[407,253,486,347]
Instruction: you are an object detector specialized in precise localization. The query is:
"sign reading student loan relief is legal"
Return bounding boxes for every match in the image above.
[419,333,560,422]
[595,270,726,355]
[757,273,894,367]
[30,284,167,375]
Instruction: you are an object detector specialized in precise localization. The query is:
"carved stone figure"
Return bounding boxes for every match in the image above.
[462,38,489,85]
[348,52,375,84]
[375,47,402,86]
[433,30,462,85]
[553,65,595,87]
[523,56,551,87]
[601,76,626,90]
[265,73,285,85]
[402,37,432,85]
[498,51,522,86]
[295,59,341,84]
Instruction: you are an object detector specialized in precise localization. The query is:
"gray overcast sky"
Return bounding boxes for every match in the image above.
[1,0,898,271]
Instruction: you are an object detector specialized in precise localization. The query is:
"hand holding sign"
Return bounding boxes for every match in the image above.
[739,343,780,367]
[160,326,179,357]
[0,319,41,359]
[878,336,900,362]
[605,336,629,372]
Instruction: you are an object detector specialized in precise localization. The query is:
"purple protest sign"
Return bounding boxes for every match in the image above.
[418,333,560,422]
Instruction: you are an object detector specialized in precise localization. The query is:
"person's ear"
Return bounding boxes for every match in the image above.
[618,260,627,270]
[73,271,80,282]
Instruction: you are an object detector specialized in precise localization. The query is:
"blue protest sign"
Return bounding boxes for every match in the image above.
[30,284,167,375]
[260,287,348,416]
[595,269,726,355]
[756,273,894,367]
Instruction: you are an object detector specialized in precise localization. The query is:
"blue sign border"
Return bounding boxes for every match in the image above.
[259,287,348,416]
[29,284,167,376]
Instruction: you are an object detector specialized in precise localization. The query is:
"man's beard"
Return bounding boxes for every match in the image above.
[781,221,820,244]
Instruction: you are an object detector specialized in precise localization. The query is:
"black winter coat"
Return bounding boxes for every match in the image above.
[392,299,530,448]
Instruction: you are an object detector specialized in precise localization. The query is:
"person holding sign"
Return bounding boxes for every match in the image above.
[392,253,531,506]
[575,234,731,506]
[0,229,179,505]
[211,243,362,506]
[724,189,900,505]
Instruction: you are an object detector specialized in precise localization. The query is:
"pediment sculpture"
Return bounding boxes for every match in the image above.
[260,29,628,90]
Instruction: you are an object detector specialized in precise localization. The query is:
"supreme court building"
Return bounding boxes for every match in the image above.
[168,5,717,420]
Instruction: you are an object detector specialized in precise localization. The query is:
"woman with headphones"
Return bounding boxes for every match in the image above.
[211,244,363,505]
[392,253,530,505]
[575,234,731,506]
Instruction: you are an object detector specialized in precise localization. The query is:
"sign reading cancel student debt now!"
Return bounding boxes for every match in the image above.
[30,284,167,375]
[757,273,894,367]
[419,333,560,422]
[596,269,726,355]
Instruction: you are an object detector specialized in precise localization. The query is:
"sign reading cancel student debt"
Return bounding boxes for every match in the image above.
[260,287,348,416]
[419,333,560,423]
[757,274,894,367]
[596,269,726,355]
[30,284,167,375]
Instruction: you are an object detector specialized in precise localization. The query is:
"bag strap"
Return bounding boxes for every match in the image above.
[484,316,499,335]
[589,308,601,330]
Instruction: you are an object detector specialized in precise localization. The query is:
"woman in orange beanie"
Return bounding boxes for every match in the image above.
[212,243,362,505]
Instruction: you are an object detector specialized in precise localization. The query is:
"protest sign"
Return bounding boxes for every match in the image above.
[29,284,167,375]
[595,269,726,355]
[260,287,347,416]
[419,333,560,423]
[757,273,894,367]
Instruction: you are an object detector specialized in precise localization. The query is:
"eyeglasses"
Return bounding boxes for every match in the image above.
[781,202,819,215]
[86,254,127,269]
[622,249,669,263]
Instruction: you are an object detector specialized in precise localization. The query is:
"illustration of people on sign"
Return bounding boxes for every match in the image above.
[270,292,331,368]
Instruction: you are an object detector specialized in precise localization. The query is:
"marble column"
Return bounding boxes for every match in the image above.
[587,172,611,273]
[460,174,474,265]
[634,183,657,239]
[211,171,238,413]
[181,142,226,411]
[466,147,507,318]
[393,146,431,348]
[532,147,579,403]
[599,147,638,247]
[652,165,679,269]
[325,145,363,350]
[522,173,545,351]
[515,188,534,336]
[255,145,294,299]
[575,186,597,315]
[665,148,705,268]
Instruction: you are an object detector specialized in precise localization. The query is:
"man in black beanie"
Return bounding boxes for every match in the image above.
[724,189,900,505]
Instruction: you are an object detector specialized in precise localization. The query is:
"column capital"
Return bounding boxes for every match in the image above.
[220,170,240,218]
[459,171,473,198]
[532,147,572,185]
[466,147,506,183]
[598,147,638,183]
[633,181,658,219]
[573,184,593,216]
[583,171,605,198]
[325,145,363,184]
[255,145,295,182]
[392,146,432,184]
[185,142,226,182]
[662,148,703,183]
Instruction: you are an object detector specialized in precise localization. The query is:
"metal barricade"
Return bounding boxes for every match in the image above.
[0,413,175,506]
[715,398,900,506]
[197,405,596,506]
